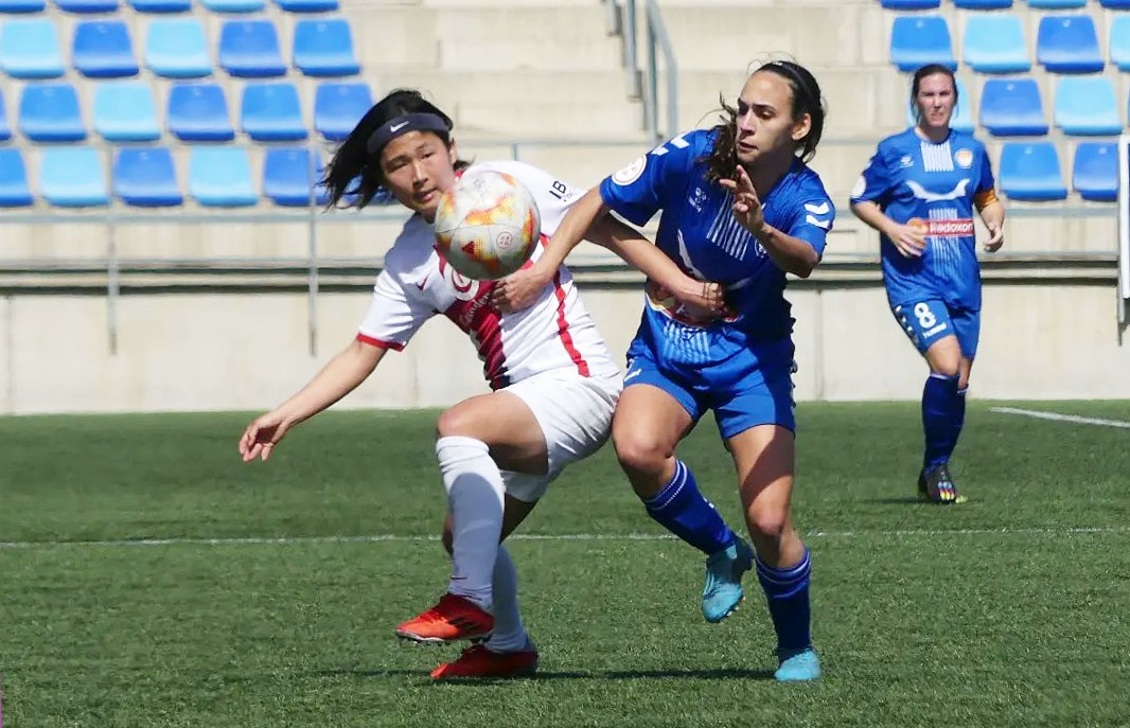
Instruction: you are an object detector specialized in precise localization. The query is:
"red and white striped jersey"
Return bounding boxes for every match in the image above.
[356,160,621,390]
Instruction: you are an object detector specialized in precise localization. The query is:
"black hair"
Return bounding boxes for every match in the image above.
[321,88,470,210]
[703,59,826,184]
[910,64,958,123]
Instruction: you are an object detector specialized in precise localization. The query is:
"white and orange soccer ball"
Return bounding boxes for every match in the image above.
[433,170,541,280]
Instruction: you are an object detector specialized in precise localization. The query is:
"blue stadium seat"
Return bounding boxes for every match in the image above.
[263,147,328,206]
[57,0,120,12]
[0,0,45,12]
[128,0,191,11]
[241,81,306,141]
[40,147,109,207]
[1037,15,1103,74]
[963,14,1029,74]
[889,16,955,73]
[19,83,85,141]
[293,17,359,77]
[73,20,139,78]
[113,147,182,207]
[1110,16,1130,72]
[219,19,287,78]
[1101,0,1130,8]
[879,0,939,7]
[189,147,257,207]
[275,0,338,11]
[167,83,234,142]
[145,18,211,78]
[93,81,160,142]
[0,148,32,207]
[1054,76,1120,136]
[0,19,64,79]
[314,81,371,140]
[999,142,1067,201]
[904,76,974,133]
[201,0,264,11]
[1072,142,1118,202]
[979,78,1047,137]
[0,89,10,141]
[1027,0,1084,7]
[955,0,1012,7]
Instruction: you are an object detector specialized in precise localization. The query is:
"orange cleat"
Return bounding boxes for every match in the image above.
[395,593,494,644]
[430,643,538,680]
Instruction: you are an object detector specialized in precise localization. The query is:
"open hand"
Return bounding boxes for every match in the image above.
[719,166,766,238]
[239,410,293,462]
[887,222,928,258]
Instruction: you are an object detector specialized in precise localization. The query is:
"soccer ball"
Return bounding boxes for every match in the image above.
[433,170,542,280]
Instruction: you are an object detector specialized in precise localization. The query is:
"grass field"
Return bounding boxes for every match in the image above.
[2,401,1129,727]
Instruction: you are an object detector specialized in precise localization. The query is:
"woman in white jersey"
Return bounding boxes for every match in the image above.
[238,89,709,680]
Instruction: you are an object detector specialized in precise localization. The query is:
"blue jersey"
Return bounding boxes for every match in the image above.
[599,128,835,347]
[851,128,995,310]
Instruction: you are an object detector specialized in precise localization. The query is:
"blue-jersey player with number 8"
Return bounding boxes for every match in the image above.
[494,60,834,681]
[850,64,1006,505]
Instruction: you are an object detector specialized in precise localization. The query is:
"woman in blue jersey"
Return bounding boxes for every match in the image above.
[849,64,1005,505]
[493,60,832,682]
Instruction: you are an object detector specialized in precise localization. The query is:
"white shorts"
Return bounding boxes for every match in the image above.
[499,369,622,502]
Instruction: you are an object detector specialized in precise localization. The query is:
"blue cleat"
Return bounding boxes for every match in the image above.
[701,537,753,623]
[775,647,821,682]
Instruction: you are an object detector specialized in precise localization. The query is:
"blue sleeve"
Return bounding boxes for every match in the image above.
[976,145,995,194]
[786,193,836,257]
[849,142,895,206]
[598,134,699,227]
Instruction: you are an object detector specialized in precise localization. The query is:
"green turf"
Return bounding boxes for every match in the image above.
[2,402,1128,727]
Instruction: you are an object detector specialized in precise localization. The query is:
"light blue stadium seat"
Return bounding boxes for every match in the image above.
[19,83,85,141]
[200,0,263,11]
[963,15,1029,74]
[145,17,211,78]
[293,18,358,76]
[263,147,328,206]
[890,16,955,73]
[40,147,109,207]
[0,0,46,12]
[128,0,191,12]
[241,81,306,141]
[1110,16,1130,72]
[73,19,139,78]
[275,0,337,11]
[314,81,371,140]
[1054,76,1120,136]
[113,147,182,207]
[979,78,1047,137]
[999,142,1067,201]
[1072,142,1118,202]
[0,89,10,141]
[167,82,234,141]
[904,76,974,133]
[219,19,287,78]
[955,0,1012,7]
[57,0,120,13]
[93,81,160,141]
[189,147,257,207]
[0,148,33,207]
[0,18,64,79]
[880,0,939,7]
[1037,15,1103,74]
[1027,0,1084,7]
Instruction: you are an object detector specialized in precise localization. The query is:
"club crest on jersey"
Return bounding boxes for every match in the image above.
[612,156,647,186]
[955,149,974,169]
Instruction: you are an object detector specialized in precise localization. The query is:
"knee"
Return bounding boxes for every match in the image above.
[436,407,474,440]
[746,506,790,544]
[930,361,960,379]
[612,429,670,476]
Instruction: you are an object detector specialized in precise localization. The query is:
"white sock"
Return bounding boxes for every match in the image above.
[484,546,529,653]
[436,435,505,612]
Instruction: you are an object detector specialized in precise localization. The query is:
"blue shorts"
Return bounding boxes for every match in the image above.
[892,299,980,358]
[624,331,797,439]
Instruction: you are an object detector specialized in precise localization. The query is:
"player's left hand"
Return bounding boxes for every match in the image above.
[491,265,551,313]
[984,221,1004,253]
[719,165,767,239]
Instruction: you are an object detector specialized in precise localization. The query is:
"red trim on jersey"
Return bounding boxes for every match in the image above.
[551,270,590,377]
[441,281,509,390]
[356,333,405,351]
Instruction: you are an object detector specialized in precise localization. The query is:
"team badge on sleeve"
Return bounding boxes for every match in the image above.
[612,156,647,186]
[851,175,866,199]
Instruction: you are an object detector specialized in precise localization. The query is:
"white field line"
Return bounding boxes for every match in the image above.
[991,406,1130,429]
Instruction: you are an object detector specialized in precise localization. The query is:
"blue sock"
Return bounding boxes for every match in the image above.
[953,386,968,453]
[922,373,961,469]
[756,548,812,654]
[643,460,735,556]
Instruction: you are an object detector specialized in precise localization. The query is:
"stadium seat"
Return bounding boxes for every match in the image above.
[275,0,338,11]
[879,0,939,7]
[219,19,287,78]
[167,83,235,142]
[293,18,359,76]
[954,0,1012,8]
[0,89,10,141]
[1100,0,1130,8]
[19,83,86,142]
[314,81,371,140]
[128,0,192,11]
[93,81,160,142]
[57,0,119,12]
[999,142,1067,201]
[0,148,33,207]
[145,18,212,79]
[1072,142,1118,202]
[112,147,182,207]
[0,0,45,12]
[201,0,264,11]
[40,147,109,207]
[889,16,955,73]
[241,81,306,141]
[1026,0,1084,7]
[1037,15,1103,74]
[1110,16,1130,72]
[963,14,1029,74]
[0,19,64,79]
[979,78,1047,137]
[262,147,328,206]
[189,147,257,207]
[73,20,139,78]
[1054,76,1120,137]
[904,76,974,133]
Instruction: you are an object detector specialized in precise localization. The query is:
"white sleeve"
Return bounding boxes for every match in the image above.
[356,259,435,351]
[472,160,585,238]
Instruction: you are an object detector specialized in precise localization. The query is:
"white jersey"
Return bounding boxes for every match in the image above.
[357,160,621,390]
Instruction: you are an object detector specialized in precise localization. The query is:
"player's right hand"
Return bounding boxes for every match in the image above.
[239,411,292,462]
[673,279,733,320]
[887,222,927,258]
